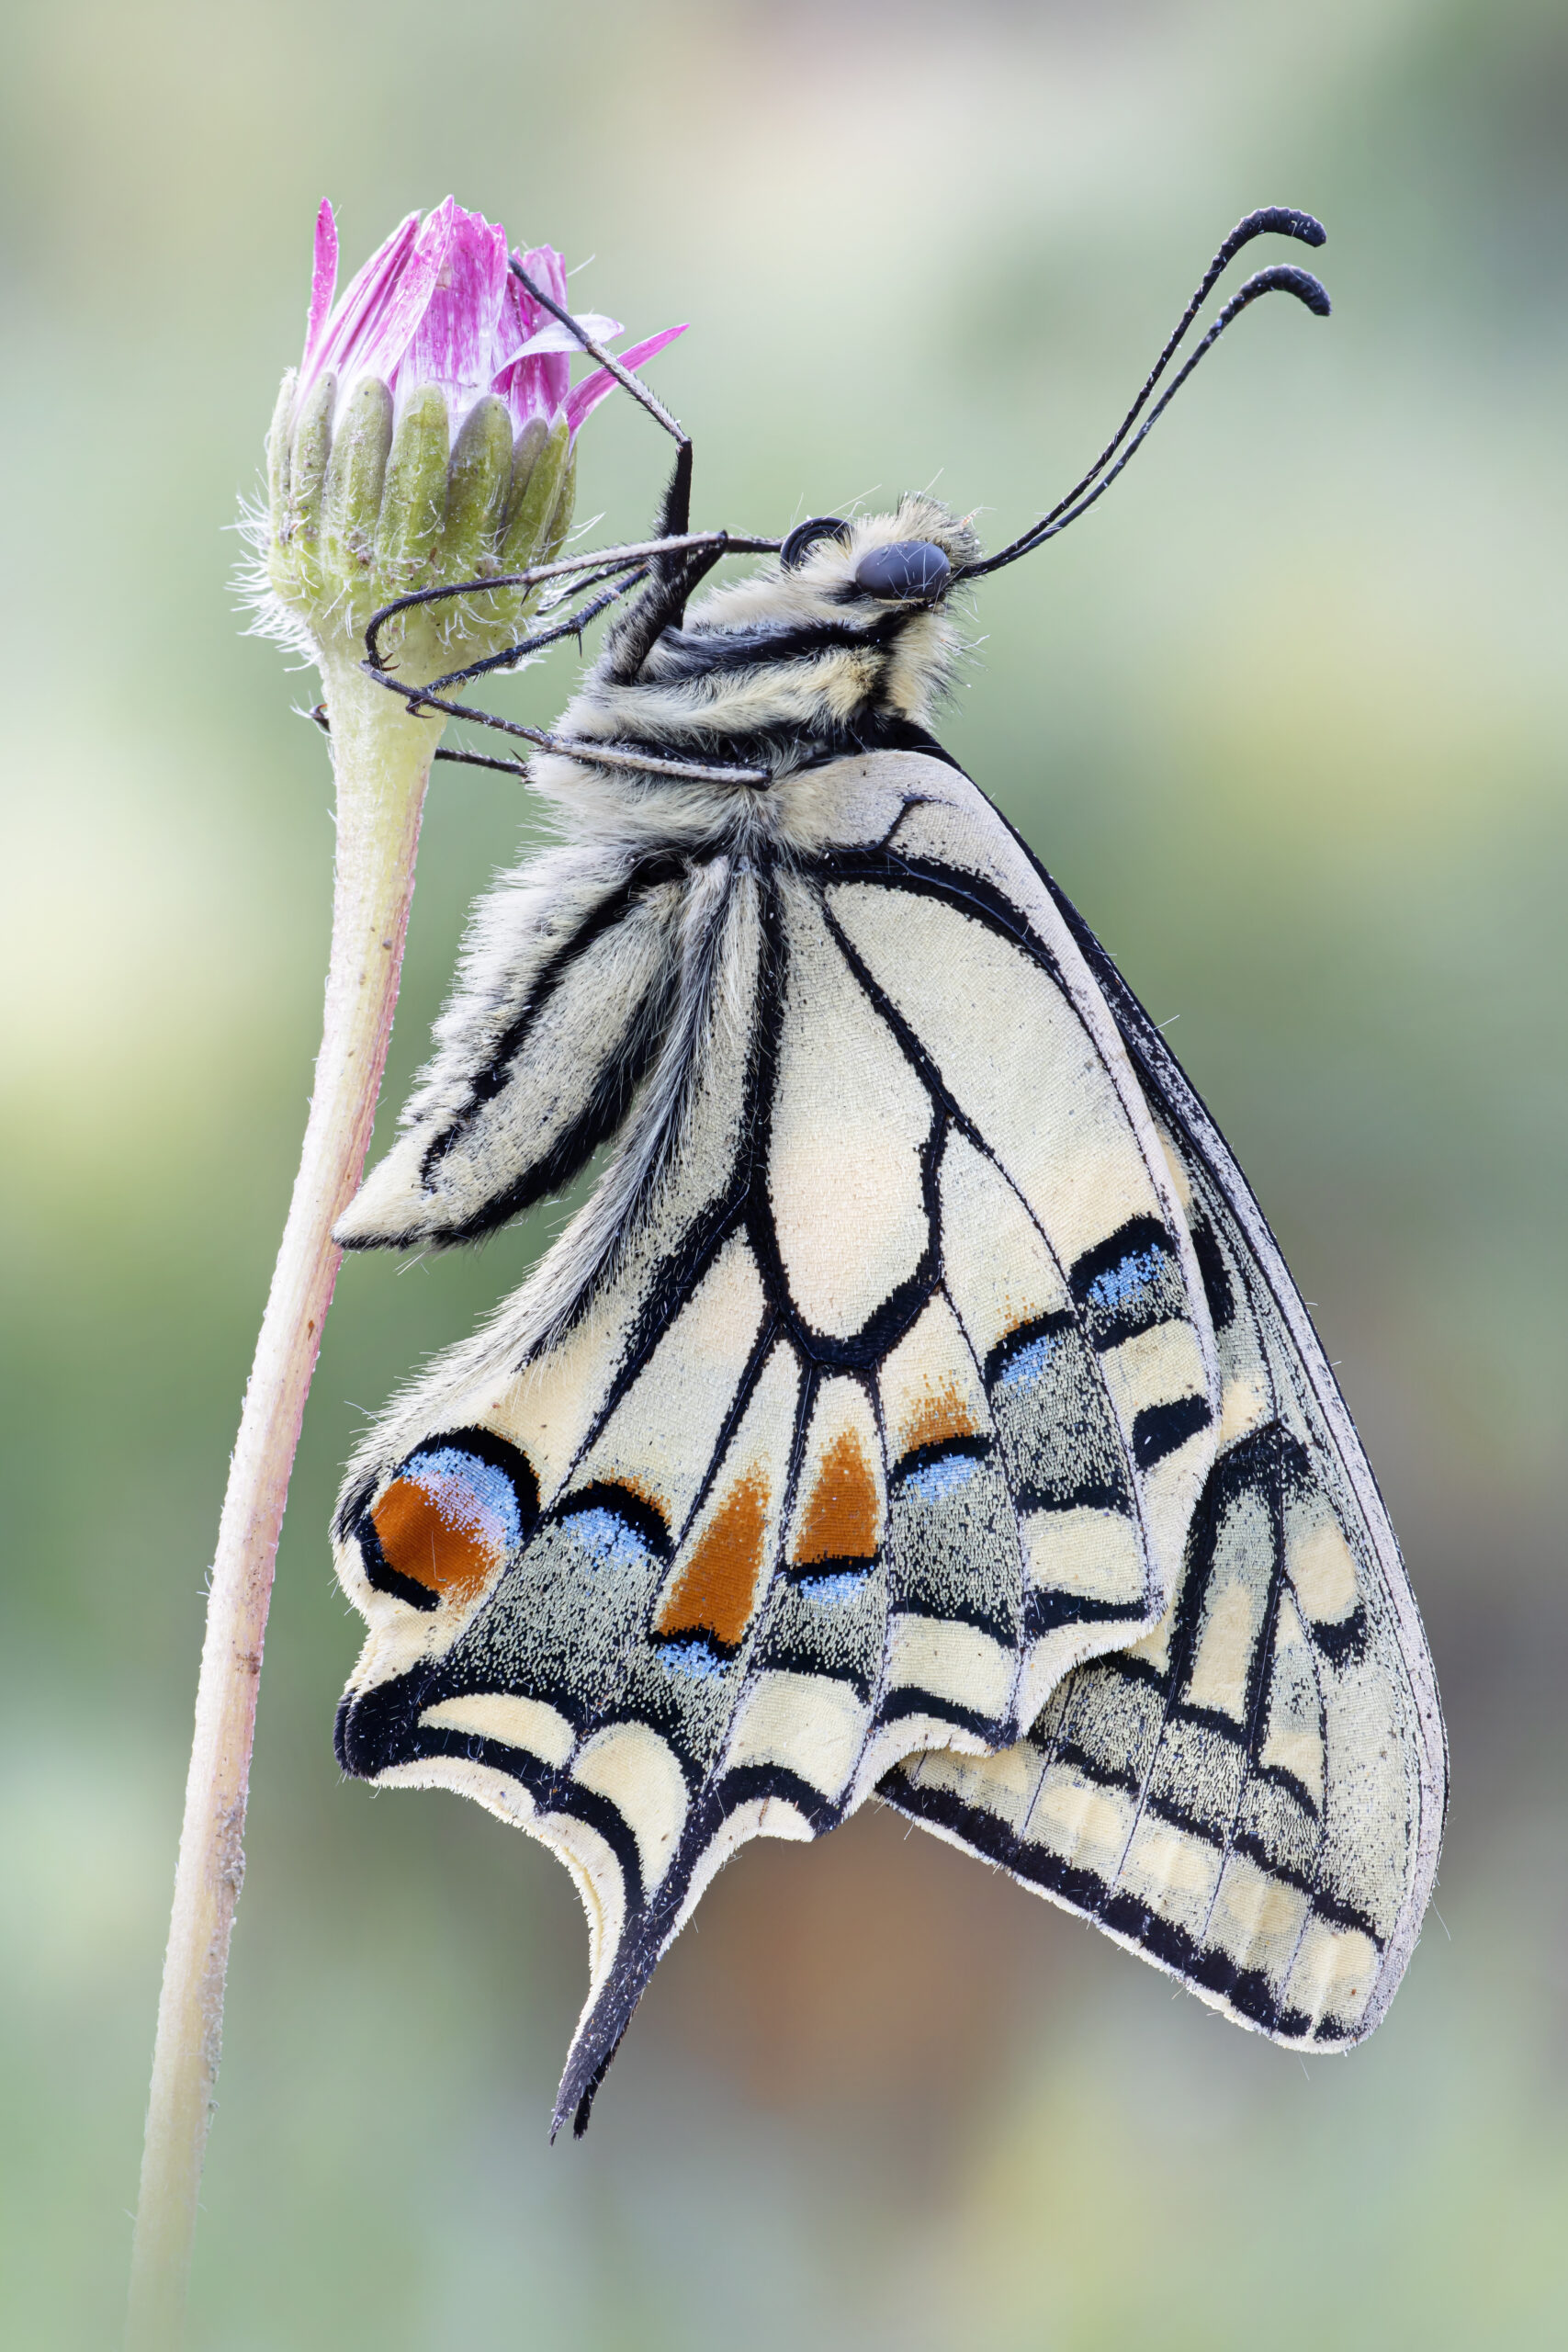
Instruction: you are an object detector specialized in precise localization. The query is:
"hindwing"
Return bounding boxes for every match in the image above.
[880,805,1448,2050]
[332,751,1225,2132]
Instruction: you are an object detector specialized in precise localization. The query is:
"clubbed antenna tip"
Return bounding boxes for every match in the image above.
[962,207,1330,579]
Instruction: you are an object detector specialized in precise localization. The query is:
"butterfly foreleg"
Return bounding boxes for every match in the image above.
[600,528,730,684]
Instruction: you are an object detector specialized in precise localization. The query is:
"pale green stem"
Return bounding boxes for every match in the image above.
[126,656,443,2351]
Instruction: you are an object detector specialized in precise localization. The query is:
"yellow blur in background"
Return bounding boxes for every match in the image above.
[2,1,1564,2345]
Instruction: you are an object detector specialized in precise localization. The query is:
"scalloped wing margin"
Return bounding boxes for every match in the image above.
[880,831,1448,2052]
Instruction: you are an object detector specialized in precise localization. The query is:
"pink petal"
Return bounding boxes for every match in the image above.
[355,197,455,391]
[491,349,567,435]
[490,261,609,370]
[492,248,569,430]
[492,270,536,373]
[302,199,337,377]
[310,209,421,389]
[516,243,570,309]
[401,201,512,413]
[495,259,535,356]
[564,325,688,436]
[511,312,623,359]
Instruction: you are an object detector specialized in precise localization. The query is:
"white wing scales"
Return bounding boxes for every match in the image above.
[766,879,936,1336]
[331,747,1439,2125]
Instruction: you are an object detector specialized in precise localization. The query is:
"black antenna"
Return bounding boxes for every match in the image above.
[961,208,1329,580]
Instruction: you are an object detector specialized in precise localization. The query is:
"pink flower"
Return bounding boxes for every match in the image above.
[298,197,685,446]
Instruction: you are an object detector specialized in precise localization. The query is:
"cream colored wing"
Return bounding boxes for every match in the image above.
[881,831,1448,2051]
[330,751,1223,2132]
[336,842,686,1250]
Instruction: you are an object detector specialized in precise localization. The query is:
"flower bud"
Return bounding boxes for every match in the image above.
[252,198,688,684]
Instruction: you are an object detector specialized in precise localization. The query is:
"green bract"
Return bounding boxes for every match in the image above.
[266,368,576,680]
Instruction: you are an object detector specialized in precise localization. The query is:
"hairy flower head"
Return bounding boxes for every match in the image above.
[254,198,685,677]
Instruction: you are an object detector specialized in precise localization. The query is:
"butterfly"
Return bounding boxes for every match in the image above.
[328,209,1447,2136]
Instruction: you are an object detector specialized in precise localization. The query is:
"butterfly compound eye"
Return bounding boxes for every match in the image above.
[780,515,852,570]
[853,539,952,603]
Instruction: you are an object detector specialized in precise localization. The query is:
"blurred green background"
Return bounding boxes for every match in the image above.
[3,0,1564,2344]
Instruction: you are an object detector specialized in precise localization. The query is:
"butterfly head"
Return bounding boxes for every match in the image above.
[774,503,976,607]
[618,492,981,745]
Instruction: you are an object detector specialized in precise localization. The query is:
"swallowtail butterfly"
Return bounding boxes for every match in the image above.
[329,209,1447,2135]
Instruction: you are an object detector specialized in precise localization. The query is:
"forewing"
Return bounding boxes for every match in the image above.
[333,752,1228,2132]
[336,843,684,1249]
[882,824,1448,2051]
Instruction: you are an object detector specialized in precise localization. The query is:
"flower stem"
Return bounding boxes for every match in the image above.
[126,658,442,2352]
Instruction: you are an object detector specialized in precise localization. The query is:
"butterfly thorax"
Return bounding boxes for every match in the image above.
[533,495,979,841]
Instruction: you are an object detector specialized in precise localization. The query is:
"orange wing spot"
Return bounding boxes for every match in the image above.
[656,1470,769,1648]
[372,1477,495,1609]
[795,1430,881,1566]
[900,1376,978,1458]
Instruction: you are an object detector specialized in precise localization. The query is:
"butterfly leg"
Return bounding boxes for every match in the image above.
[301,572,648,778]
[601,530,728,683]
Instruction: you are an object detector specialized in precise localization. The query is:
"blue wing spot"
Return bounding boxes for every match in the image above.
[1086,1246,1168,1315]
[405,1446,525,1555]
[901,1453,980,1506]
[798,1568,870,1607]
[1071,1222,1186,1351]
[660,1637,730,1682]
[568,1507,655,1574]
[998,1332,1063,1392]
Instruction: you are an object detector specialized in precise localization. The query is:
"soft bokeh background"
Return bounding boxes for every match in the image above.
[3,0,1564,2343]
